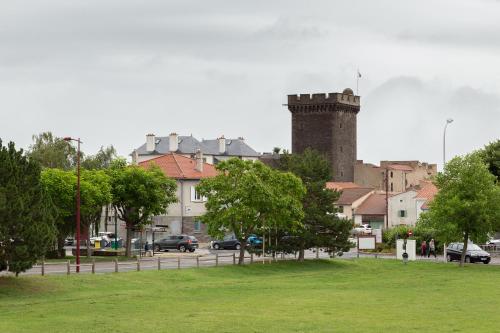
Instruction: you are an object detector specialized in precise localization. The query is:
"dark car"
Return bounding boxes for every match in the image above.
[212,235,241,250]
[154,235,199,252]
[446,243,491,264]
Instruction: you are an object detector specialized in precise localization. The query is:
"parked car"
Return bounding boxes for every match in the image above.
[488,239,500,246]
[446,243,491,264]
[154,235,199,252]
[211,235,241,250]
[353,224,372,235]
[64,237,75,246]
[247,234,263,247]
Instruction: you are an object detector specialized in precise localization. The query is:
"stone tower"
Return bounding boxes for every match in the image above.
[287,88,361,182]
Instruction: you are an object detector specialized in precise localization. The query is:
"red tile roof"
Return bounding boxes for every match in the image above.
[354,193,386,215]
[326,182,361,191]
[416,181,438,209]
[336,188,374,205]
[139,153,218,179]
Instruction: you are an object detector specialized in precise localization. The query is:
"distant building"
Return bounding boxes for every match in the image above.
[139,151,218,242]
[354,160,437,193]
[388,181,438,228]
[132,133,260,165]
[287,89,361,182]
[352,192,387,230]
[333,186,374,221]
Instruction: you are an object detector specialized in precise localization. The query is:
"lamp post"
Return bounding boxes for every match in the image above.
[64,137,82,273]
[443,118,454,167]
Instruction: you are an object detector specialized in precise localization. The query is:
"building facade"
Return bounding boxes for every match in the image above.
[287,89,361,182]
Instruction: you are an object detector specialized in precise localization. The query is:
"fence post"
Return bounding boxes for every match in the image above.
[157,257,161,271]
[196,256,199,268]
[114,258,118,273]
[250,253,254,264]
[136,255,140,271]
[232,253,236,265]
[67,260,70,275]
[216,253,219,267]
[177,256,181,269]
[316,247,319,259]
[92,259,95,274]
[41,260,45,276]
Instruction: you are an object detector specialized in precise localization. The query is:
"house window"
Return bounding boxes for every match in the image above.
[194,221,202,233]
[191,186,205,202]
[399,210,407,217]
[390,171,393,178]
[390,183,394,192]
[338,206,344,213]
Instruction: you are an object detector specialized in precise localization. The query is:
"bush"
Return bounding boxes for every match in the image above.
[383,224,442,253]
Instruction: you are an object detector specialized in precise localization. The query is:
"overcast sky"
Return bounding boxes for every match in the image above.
[1,0,499,169]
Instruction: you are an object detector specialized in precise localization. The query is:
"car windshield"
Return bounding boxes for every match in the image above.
[468,244,482,251]
[188,236,197,240]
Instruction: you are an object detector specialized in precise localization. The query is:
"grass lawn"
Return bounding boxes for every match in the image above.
[1,259,499,333]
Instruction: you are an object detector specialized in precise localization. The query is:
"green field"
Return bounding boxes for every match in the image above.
[1,259,499,333]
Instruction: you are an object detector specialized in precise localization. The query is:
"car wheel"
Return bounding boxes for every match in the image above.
[235,244,241,250]
[189,248,195,253]
[483,260,490,265]
[213,243,220,250]
[465,256,471,263]
[154,245,161,252]
[446,254,451,262]
[179,245,187,252]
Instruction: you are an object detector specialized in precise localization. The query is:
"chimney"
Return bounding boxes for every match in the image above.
[169,133,178,152]
[195,149,203,172]
[146,134,155,152]
[218,135,226,154]
[132,149,139,165]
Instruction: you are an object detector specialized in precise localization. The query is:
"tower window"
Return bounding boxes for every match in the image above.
[390,171,393,178]
[339,123,342,129]
[390,183,394,192]
[340,171,344,177]
[340,146,343,153]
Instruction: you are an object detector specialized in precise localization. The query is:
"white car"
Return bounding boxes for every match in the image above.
[488,239,500,246]
[353,224,372,235]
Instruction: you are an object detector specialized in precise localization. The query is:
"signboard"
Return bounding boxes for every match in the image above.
[357,235,376,250]
[372,229,382,243]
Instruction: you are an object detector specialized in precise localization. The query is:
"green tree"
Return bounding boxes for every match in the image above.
[81,145,117,170]
[109,163,177,257]
[40,169,76,258]
[479,139,500,181]
[197,159,305,264]
[421,153,500,266]
[28,132,77,170]
[80,170,112,257]
[0,140,57,276]
[278,148,353,260]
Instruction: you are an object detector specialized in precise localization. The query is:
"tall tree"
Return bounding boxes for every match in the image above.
[197,159,305,264]
[0,140,57,276]
[278,148,353,260]
[80,170,112,257]
[109,162,177,257]
[28,132,78,170]
[421,153,500,267]
[479,139,500,181]
[40,169,76,258]
[81,145,117,170]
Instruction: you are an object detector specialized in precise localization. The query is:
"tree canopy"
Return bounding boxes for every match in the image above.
[81,145,117,170]
[278,148,353,260]
[479,139,500,181]
[109,163,177,256]
[0,140,57,275]
[197,158,306,264]
[28,132,77,170]
[420,153,500,266]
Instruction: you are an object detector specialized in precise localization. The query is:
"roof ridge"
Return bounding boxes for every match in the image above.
[171,153,186,178]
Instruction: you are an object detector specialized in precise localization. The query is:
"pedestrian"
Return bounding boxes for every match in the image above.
[144,241,149,252]
[428,239,436,258]
[420,240,427,257]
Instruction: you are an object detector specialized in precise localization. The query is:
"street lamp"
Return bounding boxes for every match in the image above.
[443,118,454,167]
[64,137,82,273]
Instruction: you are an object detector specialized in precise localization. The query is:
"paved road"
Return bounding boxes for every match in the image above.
[6,248,499,277]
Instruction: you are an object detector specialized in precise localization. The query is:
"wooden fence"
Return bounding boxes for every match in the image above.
[31,252,281,276]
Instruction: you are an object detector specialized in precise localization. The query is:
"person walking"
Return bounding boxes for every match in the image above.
[420,240,427,257]
[428,239,436,258]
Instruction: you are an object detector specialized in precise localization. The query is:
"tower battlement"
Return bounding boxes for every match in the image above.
[288,92,360,107]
